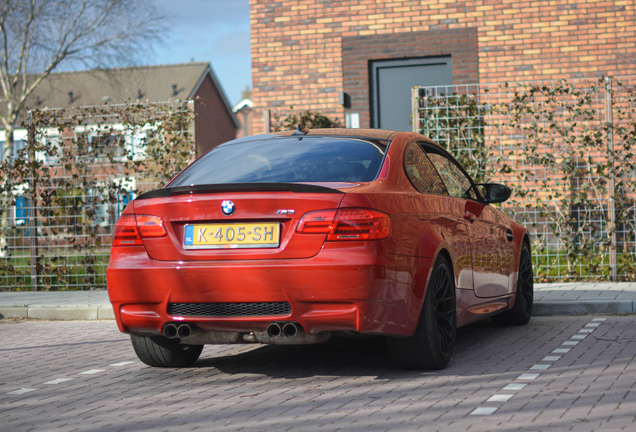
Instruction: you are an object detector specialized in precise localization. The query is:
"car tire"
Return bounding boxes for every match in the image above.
[130,335,203,367]
[387,255,456,370]
[492,242,533,326]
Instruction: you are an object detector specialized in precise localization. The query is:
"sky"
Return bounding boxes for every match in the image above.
[154,0,251,106]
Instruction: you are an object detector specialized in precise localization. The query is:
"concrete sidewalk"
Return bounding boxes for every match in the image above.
[1,282,635,320]
[0,291,114,320]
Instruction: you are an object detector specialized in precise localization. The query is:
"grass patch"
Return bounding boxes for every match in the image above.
[0,253,109,291]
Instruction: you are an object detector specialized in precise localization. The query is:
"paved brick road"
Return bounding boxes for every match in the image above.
[0,316,634,432]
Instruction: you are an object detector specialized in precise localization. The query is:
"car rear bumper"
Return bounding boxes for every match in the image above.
[107,243,430,338]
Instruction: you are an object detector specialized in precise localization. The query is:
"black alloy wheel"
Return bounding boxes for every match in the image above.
[492,242,534,326]
[433,260,456,358]
[387,255,456,370]
[517,245,534,315]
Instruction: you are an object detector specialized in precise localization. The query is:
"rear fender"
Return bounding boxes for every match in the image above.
[402,255,435,335]
[403,246,456,337]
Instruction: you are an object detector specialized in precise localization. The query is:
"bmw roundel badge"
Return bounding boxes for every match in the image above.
[221,200,235,216]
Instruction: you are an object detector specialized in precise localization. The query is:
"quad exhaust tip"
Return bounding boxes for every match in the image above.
[267,322,300,338]
[164,323,179,339]
[177,324,193,340]
[267,322,282,338]
[165,323,195,340]
[164,322,329,346]
[283,322,298,338]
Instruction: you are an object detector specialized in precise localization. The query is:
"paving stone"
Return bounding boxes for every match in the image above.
[0,317,635,431]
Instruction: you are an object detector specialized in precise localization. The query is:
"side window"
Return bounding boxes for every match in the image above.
[427,152,477,200]
[404,142,447,194]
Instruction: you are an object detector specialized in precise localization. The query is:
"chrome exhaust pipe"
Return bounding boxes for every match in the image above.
[166,321,330,346]
[282,322,298,338]
[177,324,193,340]
[164,323,179,339]
[267,323,282,338]
[256,325,331,345]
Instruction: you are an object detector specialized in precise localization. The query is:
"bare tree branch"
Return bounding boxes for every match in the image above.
[0,1,14,100]
[14,0,36,78]
[0,0,166,155]
[14,0,37,96]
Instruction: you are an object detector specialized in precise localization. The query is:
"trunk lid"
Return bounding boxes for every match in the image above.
[133,184,345,261]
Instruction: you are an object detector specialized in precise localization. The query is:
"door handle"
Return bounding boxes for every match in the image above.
[464,211,476,222]
[506,230,514,242]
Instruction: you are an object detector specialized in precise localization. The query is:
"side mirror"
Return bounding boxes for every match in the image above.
[477,183,511,204]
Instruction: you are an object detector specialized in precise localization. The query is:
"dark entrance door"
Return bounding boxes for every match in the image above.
[370,57,453,131]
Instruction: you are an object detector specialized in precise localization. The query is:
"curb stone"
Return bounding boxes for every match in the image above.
[1,285,636,320]
[0,306,114,321]
[0,307,28,319]
[533,300,635,316]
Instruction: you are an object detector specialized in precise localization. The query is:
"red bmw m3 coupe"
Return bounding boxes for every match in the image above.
[107,128,533,370]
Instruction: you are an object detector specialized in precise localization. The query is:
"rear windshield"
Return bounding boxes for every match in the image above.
[170,136,388,186]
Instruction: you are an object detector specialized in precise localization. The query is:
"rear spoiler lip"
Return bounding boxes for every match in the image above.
[136,182,345,200]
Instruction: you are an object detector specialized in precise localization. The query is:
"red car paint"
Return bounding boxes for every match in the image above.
[107,129,528,339]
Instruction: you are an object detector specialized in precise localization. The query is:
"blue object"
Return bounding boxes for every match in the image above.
[15,196,27,225]
[116,191,135,218]
[184,225,194,245]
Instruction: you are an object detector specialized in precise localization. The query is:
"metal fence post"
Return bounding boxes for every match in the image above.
[606,77,617,282]
[412,87,420,133]
[27,112,38,291]
[263,109,271,133]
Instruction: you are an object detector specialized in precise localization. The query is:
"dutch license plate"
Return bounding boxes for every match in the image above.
[183,223,280,249]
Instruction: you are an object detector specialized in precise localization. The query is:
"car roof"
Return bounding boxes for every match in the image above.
[276,128,448,152]
[220,128,448,155]
[277,128,400,141]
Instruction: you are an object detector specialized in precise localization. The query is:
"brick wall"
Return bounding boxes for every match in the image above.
[251,0,636,132]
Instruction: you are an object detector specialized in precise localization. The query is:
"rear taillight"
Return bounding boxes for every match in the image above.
[297,208,390,241]
[112,214,166,246]
[296,209,338,234]
[112,215,142,246]
[329,208,391,240]
[135,215,166,237]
